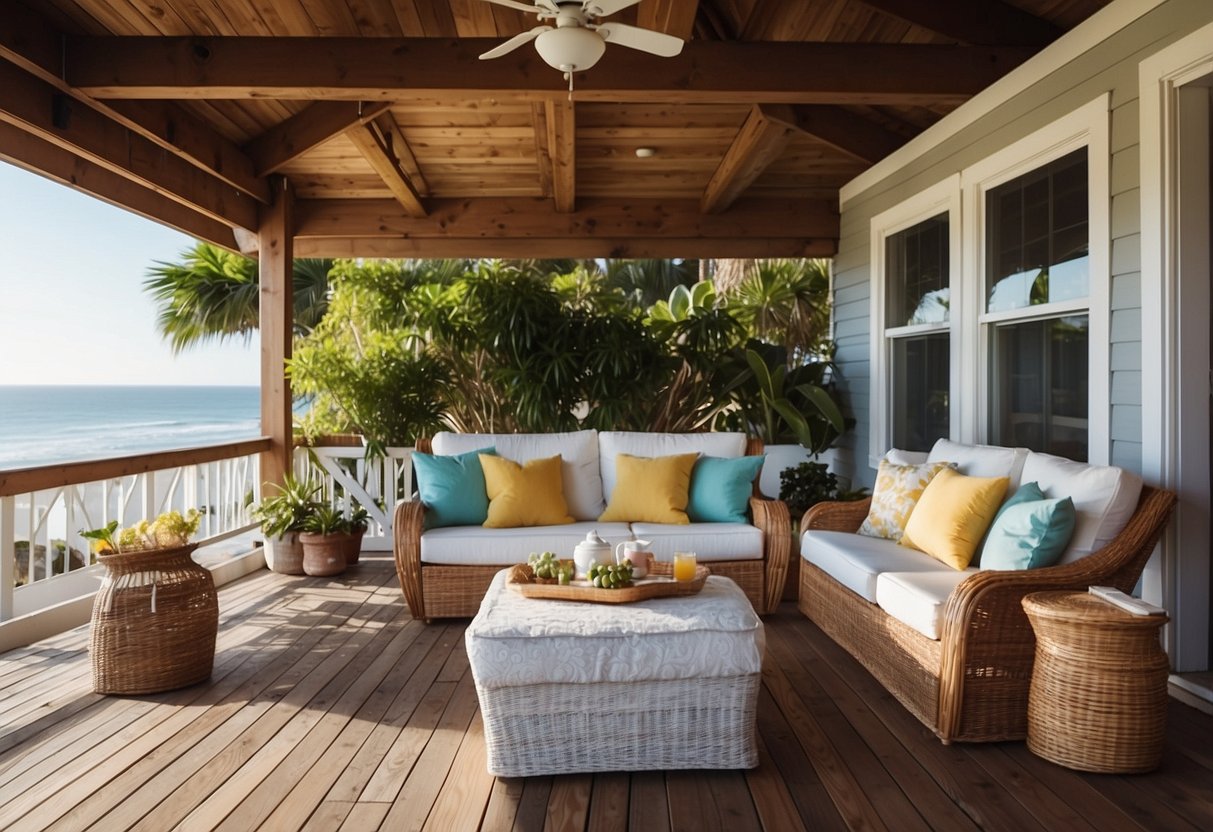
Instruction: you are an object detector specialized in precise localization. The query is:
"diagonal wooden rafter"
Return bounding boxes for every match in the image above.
[701,105,797,214]
[0,59,257,229]
[787,105,906,165]
[853,0,1062,47]
[637,0,701,40]
[243,100,392,178]
[63,38,1035,105]
[372,112,429,197]
[545,99,575,213]
[345,119,427,217]
[0,121,237,249]
[0,1,269,203]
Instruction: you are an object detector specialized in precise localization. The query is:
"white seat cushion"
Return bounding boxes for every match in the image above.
[875,570,975,640]
[927,439,1028,492]
[467,571,764,687]
[1019,452,1143,564]
[598,432,747,503]
[421,522,632,565]
[432,430,603,521]
[630,522,764,562]
[801,529,954,602]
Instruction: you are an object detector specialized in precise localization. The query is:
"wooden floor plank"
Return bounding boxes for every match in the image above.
[2,564,1212,832]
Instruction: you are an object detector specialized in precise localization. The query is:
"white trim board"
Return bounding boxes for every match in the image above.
[1139,19,1213,672]
[841,0,1165,207]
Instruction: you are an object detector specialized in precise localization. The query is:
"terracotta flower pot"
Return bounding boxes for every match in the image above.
[342,528,366,565]
[299,532,348,577]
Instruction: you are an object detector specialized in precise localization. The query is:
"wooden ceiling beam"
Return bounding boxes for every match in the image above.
[372,112,429,196]
[295,236,835,259]
[64,38,1034,105]
[546,99,575,213]
[293,196,836,241]
[345,119,427,217]
[853,0,1061,47]
[0,1,268,202]
[701,105,797,214]
[0,121,237,250]
[0,60,256,229]
[637,0,701,41]
[531,102,553,199]
[243,101,392,177]
[787,105,906,165]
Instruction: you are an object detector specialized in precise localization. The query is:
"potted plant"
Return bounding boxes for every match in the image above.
[251,474,320,575]
[298,504,351,577]
[81,509,217,694]
[343,504,370,565]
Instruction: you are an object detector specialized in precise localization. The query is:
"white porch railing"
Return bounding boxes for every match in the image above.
[296,444,414,552]
[0,438,270,624]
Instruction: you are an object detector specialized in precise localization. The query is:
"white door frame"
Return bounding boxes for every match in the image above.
[1140,21,1213,672]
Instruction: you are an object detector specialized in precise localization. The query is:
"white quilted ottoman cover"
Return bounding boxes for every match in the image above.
[466,570,764,776]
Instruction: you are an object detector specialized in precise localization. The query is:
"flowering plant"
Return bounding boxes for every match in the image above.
[82,509,202,555]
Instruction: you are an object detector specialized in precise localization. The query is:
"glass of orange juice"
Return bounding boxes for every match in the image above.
[673,551,697,581]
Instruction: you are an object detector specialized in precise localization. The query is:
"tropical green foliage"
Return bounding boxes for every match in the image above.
[144,242,334,353]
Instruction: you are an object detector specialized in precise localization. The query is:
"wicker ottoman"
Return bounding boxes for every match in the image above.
[466,570,764,777]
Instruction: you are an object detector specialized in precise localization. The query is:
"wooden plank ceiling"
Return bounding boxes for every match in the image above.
[0,0,1111,258]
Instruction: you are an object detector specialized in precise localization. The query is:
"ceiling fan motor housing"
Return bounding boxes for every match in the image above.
[535,23,607,72]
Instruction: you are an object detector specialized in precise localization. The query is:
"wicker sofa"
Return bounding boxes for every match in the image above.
[798,440,1177,744]
[394,430,791,620]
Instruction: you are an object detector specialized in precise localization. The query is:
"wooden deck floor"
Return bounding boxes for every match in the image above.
[2,558,1212,832]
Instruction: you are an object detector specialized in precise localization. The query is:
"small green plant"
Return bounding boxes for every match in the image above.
[779,461,868,520]
[80,509,202,555]
[347,504,370,532]
[300,504,349,535]
[252,474,321,538]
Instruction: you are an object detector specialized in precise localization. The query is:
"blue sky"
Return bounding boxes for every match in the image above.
[0,161,259,385]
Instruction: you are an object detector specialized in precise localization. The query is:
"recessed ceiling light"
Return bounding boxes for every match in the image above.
[635,147,657,158]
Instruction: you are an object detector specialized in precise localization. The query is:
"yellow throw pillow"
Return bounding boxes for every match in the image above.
[599,453,699,524]
[858,460,952,542]
[480,454,574,528]
[900,467,1010,569]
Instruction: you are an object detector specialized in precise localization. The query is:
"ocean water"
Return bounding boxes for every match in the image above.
[0,385,261,469]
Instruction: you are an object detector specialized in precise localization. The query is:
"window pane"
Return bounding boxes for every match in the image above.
[986,149,1088,313]
[990,315,1089,461]
[886,214,949,327]
[891,332,950,452]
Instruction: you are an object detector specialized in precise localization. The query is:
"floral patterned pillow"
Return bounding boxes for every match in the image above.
[858,460,953,542]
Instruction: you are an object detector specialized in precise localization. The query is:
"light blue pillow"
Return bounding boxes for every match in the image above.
[687,455,765,524]
[980,495,1076,571]
[413,447,495,528]
[972,481,1045,566]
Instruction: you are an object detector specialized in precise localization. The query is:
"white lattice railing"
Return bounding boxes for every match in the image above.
[296,444,414,552]
[0,438,270,623]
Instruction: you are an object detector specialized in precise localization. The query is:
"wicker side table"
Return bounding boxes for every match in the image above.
[1022,591,1170,773]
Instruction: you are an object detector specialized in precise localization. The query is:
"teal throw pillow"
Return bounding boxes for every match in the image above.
[687,455,765,524]
[413,447,496,528]
[980,495,1076,571]
[972,481,1045,566]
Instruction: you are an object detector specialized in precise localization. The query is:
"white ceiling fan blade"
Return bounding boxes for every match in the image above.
[479,26,553,60]
[597,23,684,58]
[478,0,544,14]
[585,0,643,17]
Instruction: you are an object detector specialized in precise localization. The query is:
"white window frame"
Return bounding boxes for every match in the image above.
[868,175,961,466]
[960,94,1111,463]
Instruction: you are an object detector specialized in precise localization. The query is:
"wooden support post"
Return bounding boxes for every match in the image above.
[259,177,294,490]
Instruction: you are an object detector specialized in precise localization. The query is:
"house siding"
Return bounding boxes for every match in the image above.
[831,0,1213,488]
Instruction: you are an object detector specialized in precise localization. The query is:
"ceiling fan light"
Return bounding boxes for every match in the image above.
[534,27,606,72]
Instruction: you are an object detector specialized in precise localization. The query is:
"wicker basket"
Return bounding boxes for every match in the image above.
[90,544,218,695]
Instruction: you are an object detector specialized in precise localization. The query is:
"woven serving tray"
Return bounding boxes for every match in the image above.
[508,561,709,604]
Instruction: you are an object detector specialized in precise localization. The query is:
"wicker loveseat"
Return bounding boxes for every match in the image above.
[798,440,1177,744]
[394,430,791,620]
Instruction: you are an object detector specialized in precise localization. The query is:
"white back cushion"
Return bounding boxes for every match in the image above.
[927,439,1028,492]
[431,430,603,520]
[598,431,747,502]
[1019,452,1142,564]
[885,448,929,465]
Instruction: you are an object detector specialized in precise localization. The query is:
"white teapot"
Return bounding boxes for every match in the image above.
[615,539,653,578]
[573,530,612,578]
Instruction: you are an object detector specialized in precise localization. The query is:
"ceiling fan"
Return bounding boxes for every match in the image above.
[476,0,685,90]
